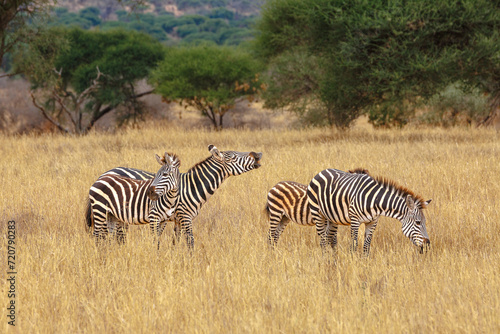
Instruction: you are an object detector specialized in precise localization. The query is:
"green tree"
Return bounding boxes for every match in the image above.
[151,44,264,130]
[256,0,500,128]
[1,0,148,76]
[0,0,54,75]
[15,28,165,134]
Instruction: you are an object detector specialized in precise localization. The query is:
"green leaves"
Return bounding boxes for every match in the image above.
[16,28,164,134]
[256,0,500,128]
[151,44,263,129]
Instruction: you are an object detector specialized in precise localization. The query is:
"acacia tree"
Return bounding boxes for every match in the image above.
[0,0,54,75]
[15,28,165,134]
[0,0,148,76]
[150,44,264,130]
[256,0,500,128]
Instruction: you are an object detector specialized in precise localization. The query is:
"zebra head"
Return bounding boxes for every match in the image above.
[401,195,432,252]
[147,152,181,201]
[208,144,262,176]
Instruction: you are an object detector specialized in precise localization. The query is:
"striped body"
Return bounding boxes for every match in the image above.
[307,168,431,254]
[86,153,180,245]
[265,170,370,245]
[100,145,262,247]
[266,181,313,244]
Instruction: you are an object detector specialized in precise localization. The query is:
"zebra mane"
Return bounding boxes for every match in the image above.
[348,168,370,175]
[161,153,181,168]
[187,155,214,173]
[373,176,427,209]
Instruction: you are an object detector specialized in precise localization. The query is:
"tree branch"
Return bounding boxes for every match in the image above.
[84,89,155,133]
[0,72,21,78]
[30,91,70,134]
[52,90,77,131]
[76,66,102,105]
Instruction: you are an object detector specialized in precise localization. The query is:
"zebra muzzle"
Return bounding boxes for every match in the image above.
[419,239,431,254]
[251,152,263,168]
[147,186,159,201]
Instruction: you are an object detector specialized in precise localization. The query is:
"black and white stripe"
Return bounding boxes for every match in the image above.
[99,145,262,247]
[265,181,313,245]
[265,169,371,245]
[307,168,431,254]
[86,153,181,246]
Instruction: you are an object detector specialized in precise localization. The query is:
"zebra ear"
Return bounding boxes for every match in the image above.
[164,152,174,165]
[406,195,416,211]
[208,144,224,161]
[155,154,163,166]
[424,199,432,206]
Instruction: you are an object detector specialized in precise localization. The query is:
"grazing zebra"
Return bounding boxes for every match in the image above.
[99,145,262,247]
[86,152,181,245]
[265,169,370,245]
[307,168,431,255]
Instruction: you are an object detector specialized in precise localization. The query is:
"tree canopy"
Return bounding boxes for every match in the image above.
[255,0,500,128]
[0,0,54,74]
[15,28,165,134]
[150,44,264,130]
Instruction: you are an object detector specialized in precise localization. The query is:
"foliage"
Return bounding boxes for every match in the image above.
[261,48,328,126]
[0,0,54,74]
[418,84,490,127]
[150,44,264,130]
[49,4,258,46]
[255,0,500,128]
[14,28,165,134]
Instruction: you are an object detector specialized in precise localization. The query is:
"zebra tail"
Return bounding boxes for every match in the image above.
[264,202,271,217]
[84,198,93,233]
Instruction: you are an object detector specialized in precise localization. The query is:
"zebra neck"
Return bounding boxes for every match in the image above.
[156,189,179,206]
[379,191,407,221]
[182,156,230,201]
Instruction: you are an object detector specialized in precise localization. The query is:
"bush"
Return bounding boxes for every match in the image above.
[419,84,489,126]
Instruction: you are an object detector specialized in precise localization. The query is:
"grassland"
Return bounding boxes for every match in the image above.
[1,124,499,333]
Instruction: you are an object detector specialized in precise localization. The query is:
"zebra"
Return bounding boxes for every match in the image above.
[98,145,262,248]
[86,152,181,246]
[306,168,431,255]
[265,169,370,245]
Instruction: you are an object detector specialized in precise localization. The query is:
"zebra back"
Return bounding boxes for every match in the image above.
[101,167,154,180]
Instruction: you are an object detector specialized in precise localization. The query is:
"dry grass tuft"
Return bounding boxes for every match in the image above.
[1,125,499,333]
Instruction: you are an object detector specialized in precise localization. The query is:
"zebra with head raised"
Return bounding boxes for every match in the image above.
[307,168,431,255]
[265,169,370,245]
[99,145,262,248]
[86,152,181,246]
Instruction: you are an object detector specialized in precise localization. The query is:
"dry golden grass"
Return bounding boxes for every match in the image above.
[1,123,499,333]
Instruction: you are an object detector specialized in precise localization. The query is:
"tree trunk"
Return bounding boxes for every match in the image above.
[478,91,500,127]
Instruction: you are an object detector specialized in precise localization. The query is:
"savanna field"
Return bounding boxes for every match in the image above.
[1,123,499,333]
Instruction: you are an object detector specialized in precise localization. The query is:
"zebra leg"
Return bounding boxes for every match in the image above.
[148,217,162,249]
[363,220,379,256]
[171,212,195,248]
[155,221,169,250]
[172,221,181,245]
[91,205,109,245]
[326,223,339,249]
[274,218,290,245]
[179,216,195,248]
[115,222,128,244]
[267,210,287,245]
[350,222,361,252]
[314,217,330,250]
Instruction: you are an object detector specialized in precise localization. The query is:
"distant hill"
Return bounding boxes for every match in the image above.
[51,0,263,46]
[56,0,263,19]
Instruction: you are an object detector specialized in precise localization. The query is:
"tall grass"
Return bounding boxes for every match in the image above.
[1,125,499,333]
